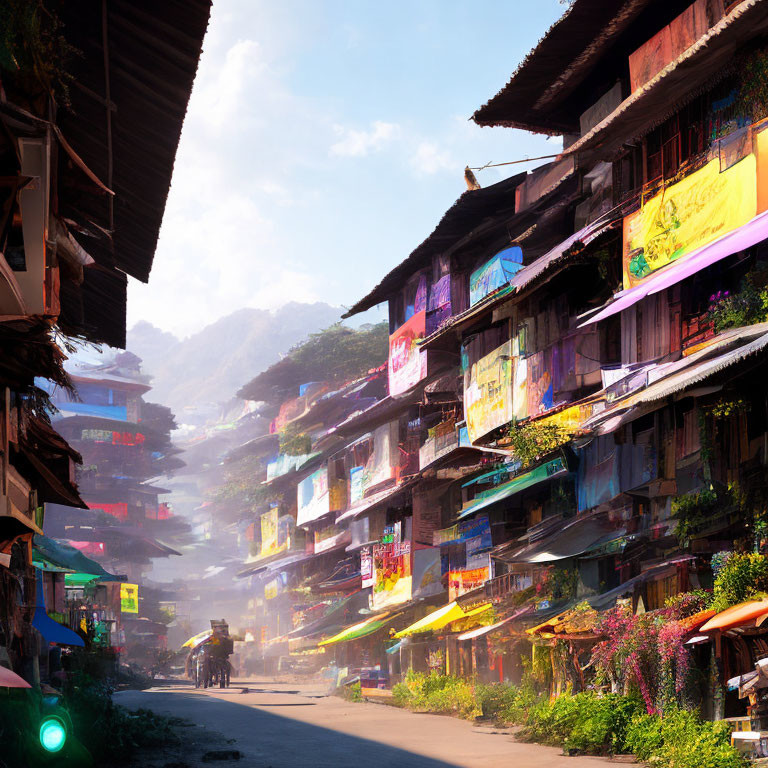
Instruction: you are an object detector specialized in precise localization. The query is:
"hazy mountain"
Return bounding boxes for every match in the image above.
[128,303,342,419]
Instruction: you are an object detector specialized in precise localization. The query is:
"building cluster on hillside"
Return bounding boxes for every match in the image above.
[0,2,209,688]
[218,0,768,725]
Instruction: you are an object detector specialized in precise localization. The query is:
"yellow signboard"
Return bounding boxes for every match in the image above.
[264,579,279,600]
[464,340,514,443]
[623,155,757,289]
[120,583,139,614]
[260,507,279,558]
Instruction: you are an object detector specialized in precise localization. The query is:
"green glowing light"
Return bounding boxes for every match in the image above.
[39,717,67,753]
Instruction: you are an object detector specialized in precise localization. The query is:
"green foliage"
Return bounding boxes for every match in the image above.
[543,567,578,601]
[504,423,569,468]
[475,680,542,725]
[624,708,746,768]
[736,46,768,124]
[279,422,312,456]
[520,692,644,755]
[63,672,183,761]
[340,681,364,702]
[711,551,768,612]
[239,322,389,403]
[0,0,78,107]
[671,487,719,547]
[706,270,768,333]
[390,673,744,766]
[390,671,479,719]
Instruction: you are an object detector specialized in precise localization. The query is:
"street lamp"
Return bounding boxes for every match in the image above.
[38,715,68,753]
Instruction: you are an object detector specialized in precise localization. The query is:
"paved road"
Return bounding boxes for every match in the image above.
[116,679,614,768]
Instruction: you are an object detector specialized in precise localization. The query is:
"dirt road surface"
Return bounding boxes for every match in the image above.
[115,678,617,768]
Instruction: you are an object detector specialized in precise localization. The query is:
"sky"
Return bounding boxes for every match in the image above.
[126,0,565,338]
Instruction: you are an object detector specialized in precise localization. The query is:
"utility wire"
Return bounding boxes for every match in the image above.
[469,153,563,171]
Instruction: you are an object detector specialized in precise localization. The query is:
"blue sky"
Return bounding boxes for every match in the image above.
[127,0,564,337]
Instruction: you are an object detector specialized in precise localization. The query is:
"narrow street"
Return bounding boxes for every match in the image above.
[116,679,613,768]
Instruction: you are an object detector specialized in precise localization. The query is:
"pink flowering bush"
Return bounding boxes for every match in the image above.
[591,602,694,714]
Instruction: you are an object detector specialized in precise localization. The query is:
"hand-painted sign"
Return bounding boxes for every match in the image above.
[296,468,330,527]
[120,583,139,614]
[389,310,427,396]
[623,155,757,289]
[463,339,514,443]
[469,246,523,306]
[371,540,412,609]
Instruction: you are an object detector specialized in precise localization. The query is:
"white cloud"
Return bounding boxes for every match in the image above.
[329,120,400,157]
[409,141,456,175]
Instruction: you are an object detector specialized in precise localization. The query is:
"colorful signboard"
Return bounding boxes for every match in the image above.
[448,553,491,601]
[371,540,412,610]
[389,310,427,396]
[413,547,445,598]
[296,468,330,527]
[120,583,139,614]
[87,502,128,521]
[81,429,146,445]
[463,340,514,443]
[469,246,523,306]
[623,155,757,290]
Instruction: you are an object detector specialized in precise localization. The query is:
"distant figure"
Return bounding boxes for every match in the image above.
[323,659,339,695]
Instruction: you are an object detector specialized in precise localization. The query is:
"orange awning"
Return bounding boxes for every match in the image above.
[700,601,768,633]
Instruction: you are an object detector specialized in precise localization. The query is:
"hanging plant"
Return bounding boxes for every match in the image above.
[503,421,569,468]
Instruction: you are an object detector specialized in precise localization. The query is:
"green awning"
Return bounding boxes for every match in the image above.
[33,534,115,579]
[318,614,390,646]
[458,458,568,519]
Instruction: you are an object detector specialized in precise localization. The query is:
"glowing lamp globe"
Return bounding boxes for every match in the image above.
[39,717,67,753]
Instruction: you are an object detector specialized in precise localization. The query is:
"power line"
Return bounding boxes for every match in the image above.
[469,153,562,171]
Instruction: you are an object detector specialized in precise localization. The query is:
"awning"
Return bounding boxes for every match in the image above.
[32,575,84,647]
[458,459,569,520]
[456,614,517,641]
[496,513,626,564]
[287,590,372,640]
[394,601,491,638]
[511,212,620,294]
[318,612,391,646]
[33,534,115,579]
[582,209,768,327]
[0,665,31,689]
[700,600,768,633]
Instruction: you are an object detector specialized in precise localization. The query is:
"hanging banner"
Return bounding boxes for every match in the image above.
[371,541,412,610]
[297,467,330,527]
[413,547,445,599]
[463,339,514,443]
[469,246,523,306]
[448,557,491,601]
[389,310,427,396]
[260,507,279,557]
[120,583,139,614]
[623,155,757,289]
[360,546,374,588]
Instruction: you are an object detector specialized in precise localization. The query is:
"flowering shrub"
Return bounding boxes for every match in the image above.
[706,270,768,332]
[591,602,694,714]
